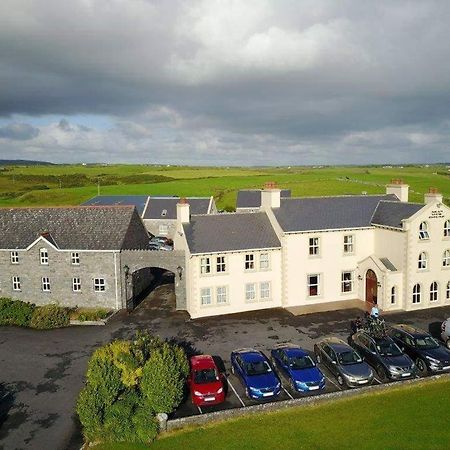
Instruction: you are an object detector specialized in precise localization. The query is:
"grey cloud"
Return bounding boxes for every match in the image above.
[0,123,39,140]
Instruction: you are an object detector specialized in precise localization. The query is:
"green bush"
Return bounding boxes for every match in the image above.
[0,298,36,327]
[69,308,110,322]
[30,304,70,329]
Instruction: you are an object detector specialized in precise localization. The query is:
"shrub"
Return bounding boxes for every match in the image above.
[69,308,110,322]
[30,304,70,329]
[0,298,35,327]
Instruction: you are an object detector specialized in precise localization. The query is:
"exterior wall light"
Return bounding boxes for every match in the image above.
[176,265,183,280]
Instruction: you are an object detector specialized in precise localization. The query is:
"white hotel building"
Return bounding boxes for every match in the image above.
[175,182,450,319]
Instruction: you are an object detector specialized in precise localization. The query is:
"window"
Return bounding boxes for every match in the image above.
[309,237,320,256]
[343,235,354,254]
[10,251,19,264]
[245,254,255,270]
[391,286,396,304]
[94,278,106,292]
[430,282,438,302]
[260,282,271,300]
[447,282,450,300]
[445,220,450,237]
[40,248,49,265]
[200,287,212,306]
[41,277,51,292]
[200,257,211,274]
[72,277,81,292]
[71,252,80,265]
[159,224,168,236]
[412,284,421,304]
[443,250,450,267]
[216,286,227,304]
[307,274,320,297]
[418,252,428,270]
[260,253,270,270]
[419,222,429,240]
[216,256,226,273]
[341,271,354,293]
[245,283,256,302]
[12,276,21,291]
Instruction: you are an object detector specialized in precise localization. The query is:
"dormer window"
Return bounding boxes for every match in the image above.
[40,248,49,265]
[444,220,450,238]
[161,209,167,217]
[419,222,429,240]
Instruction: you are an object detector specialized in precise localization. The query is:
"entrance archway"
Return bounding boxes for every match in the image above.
[365,269,378,308]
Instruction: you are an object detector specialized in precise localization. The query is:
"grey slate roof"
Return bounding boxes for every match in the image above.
[371,201,424,229]
[0,206,150,250]
[272,195,399,232]
[236,189,291,209]
[143,197,211,220]
[82,195,149,215]
[380,257,397,272]
[183,212,281,254]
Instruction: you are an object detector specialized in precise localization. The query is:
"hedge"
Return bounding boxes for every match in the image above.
[0,297,36,327]
[30,303,70,329]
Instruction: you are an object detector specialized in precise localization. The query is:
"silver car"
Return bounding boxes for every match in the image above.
[442,319,450,349]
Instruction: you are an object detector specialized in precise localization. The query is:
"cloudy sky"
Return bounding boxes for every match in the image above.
[1,0,450,165]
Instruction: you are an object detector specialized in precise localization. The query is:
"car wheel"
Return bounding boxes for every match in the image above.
[376,364,388,382]
[416,358,427,375]
[337,375,344,386]
[446,339,450,350]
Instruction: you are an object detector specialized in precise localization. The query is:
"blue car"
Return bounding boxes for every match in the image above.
[230,348,281,399]
[271,344,325,393]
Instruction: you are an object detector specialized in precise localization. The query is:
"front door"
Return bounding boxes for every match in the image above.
[365,269,378,307]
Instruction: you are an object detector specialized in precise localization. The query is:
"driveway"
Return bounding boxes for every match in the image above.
[1,283,449,450]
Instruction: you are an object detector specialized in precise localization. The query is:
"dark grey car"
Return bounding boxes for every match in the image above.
[314,337,374,388]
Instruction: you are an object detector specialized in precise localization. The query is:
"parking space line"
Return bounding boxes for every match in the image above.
[282,386,294,399]
[323,373,342,390]
[197,406,203,414]
[227,378,246,407]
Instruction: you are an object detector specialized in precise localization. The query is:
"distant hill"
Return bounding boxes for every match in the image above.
[0,159,54,166]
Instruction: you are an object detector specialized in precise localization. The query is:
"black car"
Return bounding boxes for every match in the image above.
[349,331,416,381]
[314,337,374,388]
[388,324,450,374]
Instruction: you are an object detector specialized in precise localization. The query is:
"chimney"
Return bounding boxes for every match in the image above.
[177,197,190,223]
[261,181,281,209]
[386,179,409,202]
[424,187,443,204]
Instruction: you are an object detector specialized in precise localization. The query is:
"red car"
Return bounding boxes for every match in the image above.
[189,355,225,406]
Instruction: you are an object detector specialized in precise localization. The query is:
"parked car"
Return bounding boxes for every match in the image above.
[188,355,225,406]
[270,344,325,392]
[388,324,450,374]
[314,337,374,388]
[441,319,450,349]
[150,236,173,246]
[349,331,416,381]
[230,348,281,399]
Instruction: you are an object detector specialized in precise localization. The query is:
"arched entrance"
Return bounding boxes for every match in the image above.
[365,269,378,308]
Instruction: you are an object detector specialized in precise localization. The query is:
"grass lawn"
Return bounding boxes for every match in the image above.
[94,377,450,450]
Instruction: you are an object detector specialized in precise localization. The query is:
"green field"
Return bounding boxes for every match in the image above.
[0,164,449,210]
[94,377,450,450]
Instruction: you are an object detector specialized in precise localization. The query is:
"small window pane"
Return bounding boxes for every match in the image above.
[73,277,81,292]
[71,252,80,265]
[343,235,354,253]
[10,251,19,264]
[42,277,51,292]
[245,254,255,270]
[216,256,226,273]
[12,276,21,291]
[40,248,49,265]
[309,237,320,256]
[94,278,106,292]
[200,257,211,274]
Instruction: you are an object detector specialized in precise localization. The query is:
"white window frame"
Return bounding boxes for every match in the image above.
[216,286,228,304]
[260,281,271,300]
[418,252,428,270]
[200,287,212,306]
[216,256,226,273]
[307,274,321,297]
[40,248,49,265]
[430,282,439,302]
[447,281,450,300]
[245,283,257,302]
[391,286,396,304]
[343,235,354,254]
[443,250,450,268]
[71,252,80,265]
[72,277,81,292]
[41,277,51,292]
[309,237,320,256]
[12,276,21,291]
[10,251,19,264]
[245,254,255,271]
[200,257,211,275]
[93,278,106,292]
[412,283,421,304]
[259,253,270,270]
[341,271,354,293]
[444,220,450,238]
[158,224,169,236]
[419,221,429,240]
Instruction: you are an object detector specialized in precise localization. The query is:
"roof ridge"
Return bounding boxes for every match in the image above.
[0,205,135,210]
[281,194,390,200]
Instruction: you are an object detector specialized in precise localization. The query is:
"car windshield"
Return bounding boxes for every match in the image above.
[244,360,272,375]
[194,368,218,384]
[414,336,440,350]
[376,340,403,357]
[289,355,315,369]
[337,350,362,365]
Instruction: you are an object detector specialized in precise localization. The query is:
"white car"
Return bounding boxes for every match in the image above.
[442,319,450,349]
